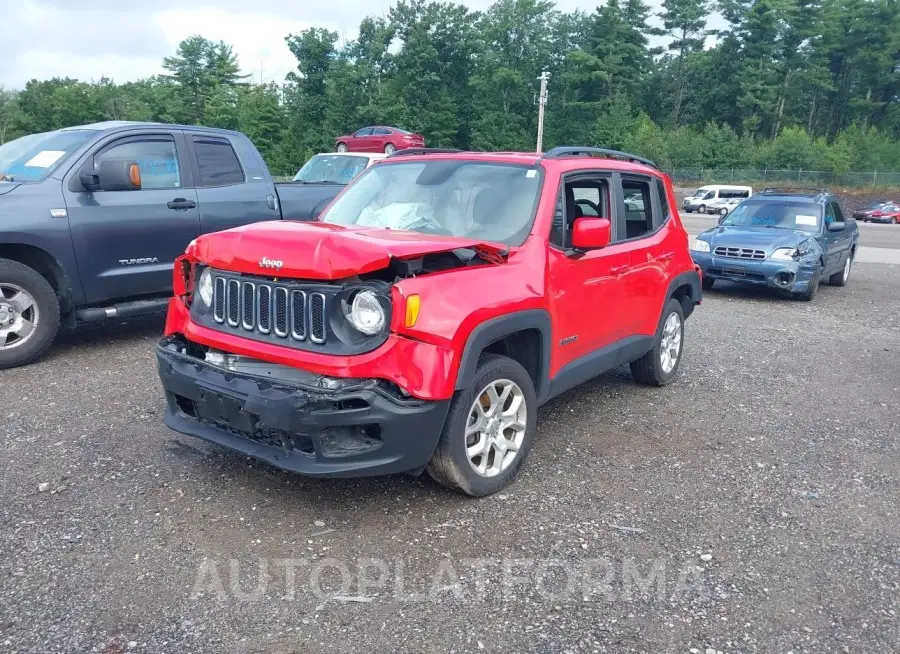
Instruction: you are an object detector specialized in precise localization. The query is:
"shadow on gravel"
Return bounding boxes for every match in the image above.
[54,311,166,351]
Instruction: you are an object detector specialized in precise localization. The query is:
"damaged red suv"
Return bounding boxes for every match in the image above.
[157,147,701,496]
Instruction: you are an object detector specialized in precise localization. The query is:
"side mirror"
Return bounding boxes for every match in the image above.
[826,221,845,232]
[571,217,611,250]
[97,160,141,191]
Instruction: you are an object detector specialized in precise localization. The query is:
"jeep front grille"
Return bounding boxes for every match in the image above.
[713,246,766,261]
[213,276,326,343]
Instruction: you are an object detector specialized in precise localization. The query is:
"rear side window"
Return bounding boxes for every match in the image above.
[656,179,670,220]
[192,137,244,187]
[620,178,654,240]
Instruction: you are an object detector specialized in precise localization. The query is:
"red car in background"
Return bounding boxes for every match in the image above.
[853,201,900,224]
[335,126,425,154]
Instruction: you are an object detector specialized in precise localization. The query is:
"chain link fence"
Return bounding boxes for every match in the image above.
[661,168,900,189]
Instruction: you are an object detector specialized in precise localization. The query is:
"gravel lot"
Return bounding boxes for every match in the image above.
[1,263,898,653]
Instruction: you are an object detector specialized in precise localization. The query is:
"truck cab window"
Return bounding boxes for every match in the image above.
[95,138,180,190]
[192,138,244,187]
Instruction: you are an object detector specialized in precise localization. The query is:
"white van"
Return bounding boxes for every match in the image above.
[682,185,753,213]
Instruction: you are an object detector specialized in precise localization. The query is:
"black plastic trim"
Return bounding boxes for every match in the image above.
[157,338,450,477]
[666,269,702,319]
[455,309,552,401]
[543,146,657,169]
[547,335,654,401]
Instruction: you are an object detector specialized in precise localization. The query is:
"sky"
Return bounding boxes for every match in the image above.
[0,0,676,90]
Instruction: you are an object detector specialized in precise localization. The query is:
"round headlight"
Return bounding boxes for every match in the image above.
[348,290,386,335]
[198,268,213,307]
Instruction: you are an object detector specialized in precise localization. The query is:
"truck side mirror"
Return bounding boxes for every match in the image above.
[571,217,611,250]
[826,220,845,232]
[97,160,142,192]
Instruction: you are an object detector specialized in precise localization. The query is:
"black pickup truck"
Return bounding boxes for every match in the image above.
[0,121,337,368]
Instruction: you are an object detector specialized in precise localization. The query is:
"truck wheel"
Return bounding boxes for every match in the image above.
[630,298,684,387]
[426,353,537,497]
[0,259,60,369]
[828,252,852,287]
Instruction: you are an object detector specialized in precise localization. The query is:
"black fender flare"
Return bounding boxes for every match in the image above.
[666,269,702,319]
[454,309,552,400]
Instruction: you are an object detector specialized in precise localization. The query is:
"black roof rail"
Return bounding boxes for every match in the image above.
[542,146,657,169]
[761,186,829,195]
[387,147,462,158]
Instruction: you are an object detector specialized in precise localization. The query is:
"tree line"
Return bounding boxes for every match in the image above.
[1,0,899,177]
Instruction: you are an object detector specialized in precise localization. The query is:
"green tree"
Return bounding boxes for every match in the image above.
[162,35,246,124]
[658,0,709,126]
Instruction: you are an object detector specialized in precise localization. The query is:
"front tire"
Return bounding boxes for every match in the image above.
[697,205,706,214]
[0,258,60,369]
[793,266,820,301]
[336,143,348,152]
[828,251,852,286]
[891,217,897,225]
[719,208,728,216]
[426,353,537,497]
[630,298,685,387]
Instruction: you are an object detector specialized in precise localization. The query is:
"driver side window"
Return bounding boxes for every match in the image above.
[550,177,611,249]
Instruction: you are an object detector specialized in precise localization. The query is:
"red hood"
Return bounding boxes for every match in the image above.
[187,221,507,279]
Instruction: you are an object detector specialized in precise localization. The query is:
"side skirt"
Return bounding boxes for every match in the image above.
[543,335,654,403]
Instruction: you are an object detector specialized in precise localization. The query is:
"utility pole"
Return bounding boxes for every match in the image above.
[536,71,550,154]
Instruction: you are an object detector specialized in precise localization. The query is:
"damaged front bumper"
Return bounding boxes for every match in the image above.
[692,252,817,293]
[156,335,450,477]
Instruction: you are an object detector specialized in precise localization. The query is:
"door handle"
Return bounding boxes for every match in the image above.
[656,252,675,261]
[167,198,197,210]
[610,264,629,274]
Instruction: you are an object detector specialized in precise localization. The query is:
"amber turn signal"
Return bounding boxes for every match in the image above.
[405,294,420,328]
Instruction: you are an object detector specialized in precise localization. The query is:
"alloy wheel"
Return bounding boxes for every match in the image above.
[0,283,39,350]
[659,311,683,374]
[465,379,527,478]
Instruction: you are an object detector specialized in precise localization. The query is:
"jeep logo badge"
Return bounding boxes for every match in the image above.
[259,256,283,270]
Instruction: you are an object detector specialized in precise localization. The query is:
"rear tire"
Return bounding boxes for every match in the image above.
[630,298,685,387]
[0,258,60,369]
[426,353,537,497]
[384,143,396,154]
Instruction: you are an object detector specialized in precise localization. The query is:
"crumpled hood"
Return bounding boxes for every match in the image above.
[703,225,810,253]
[188,220,507,280]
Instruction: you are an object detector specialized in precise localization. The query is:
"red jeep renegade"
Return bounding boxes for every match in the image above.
[157,147,701,496]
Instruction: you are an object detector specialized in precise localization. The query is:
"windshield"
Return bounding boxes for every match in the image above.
[722,201,822,233]
[0,129,96,182]
[863,201,890,210]
[319,161,543,246]
[293,154,370,184]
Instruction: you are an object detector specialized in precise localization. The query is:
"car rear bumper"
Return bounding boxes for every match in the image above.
[156,336,450,477]
[691,252,817,292]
